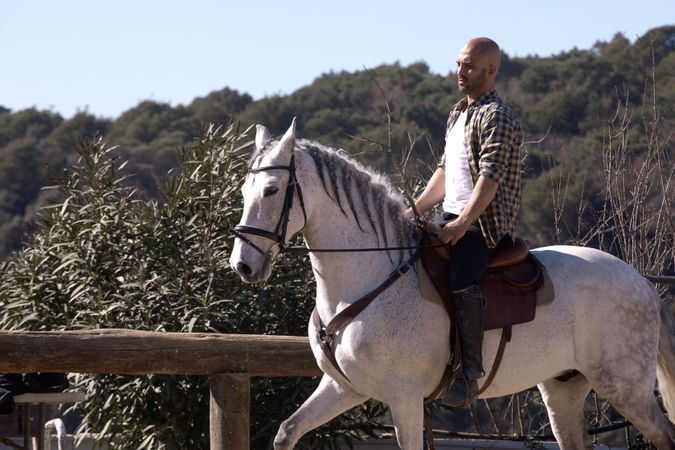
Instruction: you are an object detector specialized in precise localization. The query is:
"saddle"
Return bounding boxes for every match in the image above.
[420,226,545,331]
[419,225,548,405]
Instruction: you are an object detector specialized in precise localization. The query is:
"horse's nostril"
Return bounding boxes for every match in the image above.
[236,262,252,276]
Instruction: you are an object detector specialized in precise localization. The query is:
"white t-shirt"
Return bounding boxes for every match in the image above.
[442,110,473,215]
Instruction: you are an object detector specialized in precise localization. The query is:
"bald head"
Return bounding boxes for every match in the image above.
[456,37,501,102]
[463,37,501,72]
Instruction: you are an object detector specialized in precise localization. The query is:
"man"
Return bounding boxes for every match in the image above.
[407,37,523,406]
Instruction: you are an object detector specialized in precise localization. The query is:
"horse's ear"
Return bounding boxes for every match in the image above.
[278,117,296,156]
[255,125,272,151]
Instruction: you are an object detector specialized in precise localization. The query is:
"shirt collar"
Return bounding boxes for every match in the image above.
[452,89,498,112]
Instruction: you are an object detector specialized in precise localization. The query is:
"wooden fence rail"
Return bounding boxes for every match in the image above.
[0,329,321,450]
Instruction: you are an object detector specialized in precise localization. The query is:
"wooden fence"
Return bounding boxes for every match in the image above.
[0,329,321,450]
[1,275,671,449]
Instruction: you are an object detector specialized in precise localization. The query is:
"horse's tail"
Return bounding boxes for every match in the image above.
[657,300,675,422]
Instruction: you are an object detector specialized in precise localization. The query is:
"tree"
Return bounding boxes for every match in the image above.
[189,87,253,125]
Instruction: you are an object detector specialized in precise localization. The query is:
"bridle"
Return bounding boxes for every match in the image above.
[232,154,307,259]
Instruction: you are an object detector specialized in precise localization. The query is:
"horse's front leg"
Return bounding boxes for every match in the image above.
[274,374,367,450]
[388,394,425,450]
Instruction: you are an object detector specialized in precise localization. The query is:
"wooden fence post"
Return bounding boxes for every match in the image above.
[210,372,250,450]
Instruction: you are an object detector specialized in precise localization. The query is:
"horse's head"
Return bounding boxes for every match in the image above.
[230,118,307,283]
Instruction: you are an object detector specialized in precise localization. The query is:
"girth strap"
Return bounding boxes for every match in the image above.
[312,250,422,382]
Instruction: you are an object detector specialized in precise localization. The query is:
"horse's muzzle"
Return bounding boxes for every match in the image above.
[229,250,272,284]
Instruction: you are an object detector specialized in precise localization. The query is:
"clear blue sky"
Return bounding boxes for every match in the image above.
[2,0,673,119]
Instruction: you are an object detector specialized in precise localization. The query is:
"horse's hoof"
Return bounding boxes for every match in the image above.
[273,420,295,450]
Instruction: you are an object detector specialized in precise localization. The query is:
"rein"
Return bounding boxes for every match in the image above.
[232,155,446,256]
[233,157,434,383]
[284,242,447,253]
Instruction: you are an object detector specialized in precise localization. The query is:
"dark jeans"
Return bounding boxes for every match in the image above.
[437,212,495,291]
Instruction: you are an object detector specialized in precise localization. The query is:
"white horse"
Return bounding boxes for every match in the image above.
[230,119,675,450]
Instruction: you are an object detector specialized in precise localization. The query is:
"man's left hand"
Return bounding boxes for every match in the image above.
[438,218,470,246]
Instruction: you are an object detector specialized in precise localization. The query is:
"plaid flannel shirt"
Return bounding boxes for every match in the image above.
[439,89,523,248]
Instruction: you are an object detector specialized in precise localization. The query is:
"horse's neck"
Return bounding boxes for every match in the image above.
[300,165,410,318]
[306,224,401,317]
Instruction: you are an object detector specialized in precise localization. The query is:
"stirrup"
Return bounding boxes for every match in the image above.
[440,377,477,408]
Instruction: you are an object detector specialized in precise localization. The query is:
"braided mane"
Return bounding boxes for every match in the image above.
[302,140,421,263]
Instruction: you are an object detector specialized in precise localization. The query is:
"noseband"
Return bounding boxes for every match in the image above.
[232,154,307,259]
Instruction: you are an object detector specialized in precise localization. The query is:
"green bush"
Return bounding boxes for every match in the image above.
[0,124,384,449]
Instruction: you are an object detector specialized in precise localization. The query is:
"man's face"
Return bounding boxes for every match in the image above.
[456,45,490,97]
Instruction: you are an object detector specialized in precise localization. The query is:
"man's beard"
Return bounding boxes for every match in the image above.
[458,69,487,94]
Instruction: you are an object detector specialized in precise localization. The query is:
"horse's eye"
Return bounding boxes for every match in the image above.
[263,186,279,197]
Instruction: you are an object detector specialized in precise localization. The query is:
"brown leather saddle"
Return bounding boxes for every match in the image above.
[421,229,545,331]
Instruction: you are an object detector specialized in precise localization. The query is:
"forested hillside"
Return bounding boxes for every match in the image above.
[1,25,673,258]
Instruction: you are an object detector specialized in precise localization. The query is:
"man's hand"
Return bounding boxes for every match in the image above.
[437,176,498,245]
[438,218,470,246]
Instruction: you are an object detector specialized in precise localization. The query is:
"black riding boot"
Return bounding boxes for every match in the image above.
[442,285,485,408]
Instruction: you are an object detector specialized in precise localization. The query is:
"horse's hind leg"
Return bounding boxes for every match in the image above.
[538,373,593,449]
[273,375,367,450]
[591,372,675,449]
